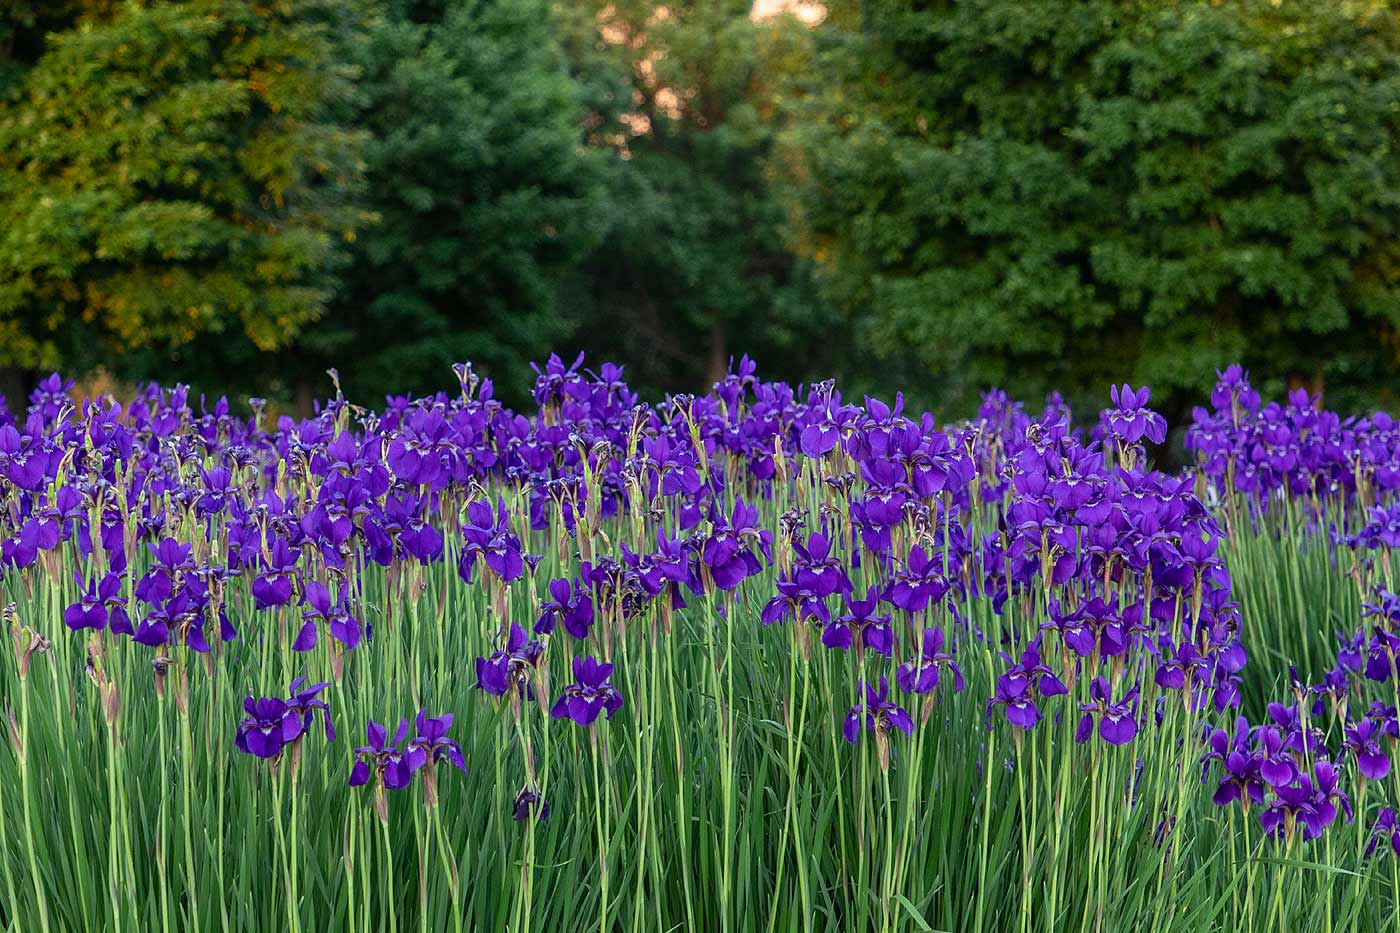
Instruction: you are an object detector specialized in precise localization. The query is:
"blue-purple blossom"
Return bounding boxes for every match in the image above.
[550,656,623,727]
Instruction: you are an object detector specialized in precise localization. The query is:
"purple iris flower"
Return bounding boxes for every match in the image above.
[1260,760,1351,842]
[134,538,194,605]
[538,577,594,638]
[1260,776,1320,841]
[1209,364,1261,416]
[234,697,303,759]
[1007,643,1070,697]
[285,677,335,742]
[1154,637,1210,690]
[408,710,465,805]
[133,592,210,653]
[64,572,121,632]
[1106,384,1167,446]
[1201,719,1267,811]
[988,644,1069,731]
[349,719,426,791]
[1075,677,1139,746]
[550,656,623,727]
[1310,759,1354,831]
[1368,808,1400,858]
[28,372,72,421]
[895,626,963,694]
[252,537,299,610]
[0,422,48,491]
[1336,629,1366,673]
[513,786,551,823]
[407,711,466,773]
[1343,717,1391,780]
[885,545,950,613]
[988,676,1039,730]
[475,623,545,698]
[800,420,840,458]
[761,574,830,627]
[843,676,914,746]
[1266,702,1325,758]
[295,581,363,651]
[384,493,445,564]
[104,573,134,637]
[1257,727,1299,788]
[1067,598,1126,659]
[822,588,893,656]
[1364,627,1400,682]
[700,498,772,591]
[791,532,852,598]
[458,498,524,584]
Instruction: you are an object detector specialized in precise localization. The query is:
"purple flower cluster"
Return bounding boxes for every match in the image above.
[234,678,334,761]
[349,711,466,817]
[19,353,1397,850]
[1200,715,1352,843]
[550,656,624,728]
[1198,585,1400,851]
[1187,365,1400,506]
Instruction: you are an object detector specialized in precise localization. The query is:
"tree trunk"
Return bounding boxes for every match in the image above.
[706,323,727,387]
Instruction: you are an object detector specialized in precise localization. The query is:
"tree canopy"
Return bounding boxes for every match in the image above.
[0,0,369,378]
[2,0,1400,417]
[787,0,1400,418]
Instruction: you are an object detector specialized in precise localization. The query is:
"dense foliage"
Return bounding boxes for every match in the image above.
[3,0,1400,414]
[0,0,369,377]
[557,1,840,396]
[3,359,1400,931]
[789,0,1400,419]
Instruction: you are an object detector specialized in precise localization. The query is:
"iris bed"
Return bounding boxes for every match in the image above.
[1,359,1399,932]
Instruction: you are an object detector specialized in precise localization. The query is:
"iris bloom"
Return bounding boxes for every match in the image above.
[513,786,551,823]
[761,575,830,627]
[1201,717,1265,811]
[823,588,893,657]
[1367,808,1400,857]
[1075,677,1139,746]
[886,546,949,613]
[895,626,963,694]
[700,499,772,591]
[791,532,851,598]
[1344,717,1390,780]
[234,697,302,759]
[349,719,426,791]
[1260,761,1351,842]
[235,679,332,762]
[457,498,524,584]
[408,710,466,805]
[475,623,545,698]
[537,577,594,638]
[294,581,363,651]
[64,573,121,632]
[408,711,466,773]
[1106,384,1167,446]
[285,678,335,742]
[844,676,914,744]
[252,537,300,610]
[550,656,623,727]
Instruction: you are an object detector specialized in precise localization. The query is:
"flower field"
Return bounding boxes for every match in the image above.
[3,358,1400,932]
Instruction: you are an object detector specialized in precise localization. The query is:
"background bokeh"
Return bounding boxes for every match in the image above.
[2,0,1399,425]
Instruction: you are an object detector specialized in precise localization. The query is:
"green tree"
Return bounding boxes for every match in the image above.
[558,0,842,398]
[790,0,1400,420]
[129,0,608,408]
[294,0,608,405]
[0,0,370,382]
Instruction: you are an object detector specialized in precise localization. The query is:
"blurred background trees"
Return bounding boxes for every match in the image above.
[2,0,1399,419]
[0,0,370,401]
[790,0,1400,421]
